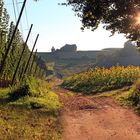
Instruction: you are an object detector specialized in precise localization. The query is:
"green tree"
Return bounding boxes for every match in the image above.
[64,0,140,45]
[0,0,9,64]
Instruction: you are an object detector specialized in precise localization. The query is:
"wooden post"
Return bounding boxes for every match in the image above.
[0,0,27,75]
[34,56,41,77]
[22,34,39,79]
[29,49,37,73]
[11,24,33,85]
[34,63,38,77]
[19,63,25,82]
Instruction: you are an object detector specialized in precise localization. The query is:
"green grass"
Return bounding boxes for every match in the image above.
[65,91,75,96]
[0,76,62,139]
[116,91,133,107]
[0,105,62,140]
[93,86,131,98]
[115,80,140,115]
[9,92,61,111]
[7,77,62,110]
[0,88,10,99]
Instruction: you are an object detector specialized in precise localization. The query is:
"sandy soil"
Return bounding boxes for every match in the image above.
[53,80,140,140]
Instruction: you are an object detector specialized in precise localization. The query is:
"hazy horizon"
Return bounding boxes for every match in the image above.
[38,44,124,53]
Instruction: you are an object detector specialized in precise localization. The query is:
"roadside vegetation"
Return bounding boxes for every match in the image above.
[61,66,140,115]
[0,76,62,140]
[116,79,140,115]
[61,66,140,94]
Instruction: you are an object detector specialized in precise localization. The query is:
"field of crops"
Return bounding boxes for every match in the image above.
[61,66,140,94]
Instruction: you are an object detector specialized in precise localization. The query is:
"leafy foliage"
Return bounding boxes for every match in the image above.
[7,76,62,111]
[64,0,140,45]
[0,0,47,83]
[0,0,9,67]
[116,78,140,114]
[61,66,140,94]
[8,76,40,100]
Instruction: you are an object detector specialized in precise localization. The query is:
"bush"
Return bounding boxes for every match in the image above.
[7,76,62,111]
[9,92,62,111]
[9,76,41,101]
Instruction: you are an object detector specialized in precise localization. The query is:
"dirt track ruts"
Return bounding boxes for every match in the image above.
[53,80,140,140]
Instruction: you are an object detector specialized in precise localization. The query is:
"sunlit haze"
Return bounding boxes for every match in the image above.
[5,0,128,52]
[135,12,140,25]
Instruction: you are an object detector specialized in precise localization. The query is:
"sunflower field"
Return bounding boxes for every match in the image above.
[61,66,140,94]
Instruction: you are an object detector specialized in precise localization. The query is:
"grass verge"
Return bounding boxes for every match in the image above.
[116,79,140,115]
[0,76,62,139]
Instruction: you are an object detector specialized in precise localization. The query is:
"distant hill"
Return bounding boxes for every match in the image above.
[95,41,140,67]
[38,44,101,77]
[38,42,140,77]
[38,44,100,61]
[102,48,122,51]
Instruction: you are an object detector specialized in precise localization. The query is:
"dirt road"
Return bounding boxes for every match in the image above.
[53,80,140,140]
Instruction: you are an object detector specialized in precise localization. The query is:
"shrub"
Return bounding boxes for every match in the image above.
[9,92,62,111]
[9,76,41,101]
[7,76,62,111]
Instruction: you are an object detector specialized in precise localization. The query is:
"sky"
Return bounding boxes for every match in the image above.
[5,0,128,52]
